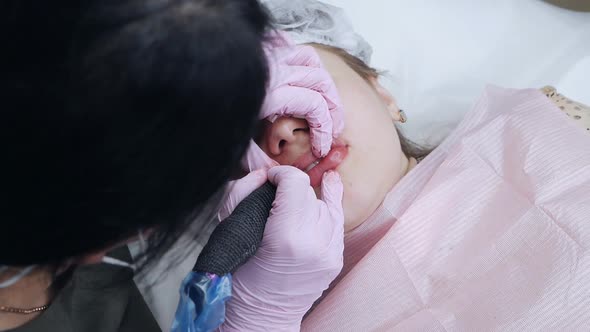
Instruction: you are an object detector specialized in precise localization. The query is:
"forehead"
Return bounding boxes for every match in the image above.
[312,47,351,77]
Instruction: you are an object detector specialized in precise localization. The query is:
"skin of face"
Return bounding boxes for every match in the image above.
[257,46,411,232]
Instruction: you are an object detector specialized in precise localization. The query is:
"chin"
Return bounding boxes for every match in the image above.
[343,212,365,233]
[342,197,370,232]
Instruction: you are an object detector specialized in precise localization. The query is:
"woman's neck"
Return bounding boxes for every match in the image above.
[0,268,53,330]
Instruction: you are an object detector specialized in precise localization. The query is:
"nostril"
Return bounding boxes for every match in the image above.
[266,119,310,156]
[293,127,310,133]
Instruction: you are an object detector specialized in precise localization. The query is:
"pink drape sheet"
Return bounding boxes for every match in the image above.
[302,86,590,331]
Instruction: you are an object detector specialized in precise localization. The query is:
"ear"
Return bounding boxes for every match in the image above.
[369,77,403,122]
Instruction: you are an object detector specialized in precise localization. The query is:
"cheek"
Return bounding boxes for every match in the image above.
[339,149,399,231]
[336,101,405,231]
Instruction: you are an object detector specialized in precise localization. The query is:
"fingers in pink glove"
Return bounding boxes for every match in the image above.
[267,65,337,107]
[263,41,345,157]
[320,170,344,221]
[281,65,344,130]
[263,86,333,157]
[272,45,322,68]
[218,169,268,221]
[221,166,345,331]
[267,165,315,210]
[265,66,345,143]
[267,167,345,230]
[319,170,345,247]
[263,30,294,50]
[282,67,344,139]
[241,139,279,172]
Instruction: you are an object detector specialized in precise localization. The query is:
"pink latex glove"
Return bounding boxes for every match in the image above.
[217,169,268,221]
[219,166,345,331]
[242,33,344,170]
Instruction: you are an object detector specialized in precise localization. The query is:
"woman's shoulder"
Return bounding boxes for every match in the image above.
[7,247,161,332]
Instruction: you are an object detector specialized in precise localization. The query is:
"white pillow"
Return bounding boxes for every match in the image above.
[322,0,590,145]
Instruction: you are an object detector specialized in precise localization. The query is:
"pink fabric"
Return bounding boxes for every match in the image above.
[302,86,590,331]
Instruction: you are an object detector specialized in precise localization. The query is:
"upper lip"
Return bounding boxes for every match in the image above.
[291,139,348,172]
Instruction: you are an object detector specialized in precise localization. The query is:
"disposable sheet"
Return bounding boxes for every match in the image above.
[302,86,590,331]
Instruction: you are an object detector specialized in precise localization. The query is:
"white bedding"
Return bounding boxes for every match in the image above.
[135,1,590,330]
[323,0,590,145]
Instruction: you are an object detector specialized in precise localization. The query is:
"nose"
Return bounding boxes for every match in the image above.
[263,117,309,156]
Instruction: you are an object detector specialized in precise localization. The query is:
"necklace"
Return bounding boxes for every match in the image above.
[0,304,49,314]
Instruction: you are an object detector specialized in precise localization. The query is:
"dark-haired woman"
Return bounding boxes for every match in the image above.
[0,1,346,331]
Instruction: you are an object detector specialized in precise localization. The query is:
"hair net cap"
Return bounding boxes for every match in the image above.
[262,0,373,64]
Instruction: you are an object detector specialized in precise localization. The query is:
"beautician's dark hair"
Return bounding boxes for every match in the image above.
[1,0,271,266]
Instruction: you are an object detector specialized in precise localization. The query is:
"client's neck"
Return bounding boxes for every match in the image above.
[0,269,53,330]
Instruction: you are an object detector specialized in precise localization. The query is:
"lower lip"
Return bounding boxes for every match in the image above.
[307,146,348,187]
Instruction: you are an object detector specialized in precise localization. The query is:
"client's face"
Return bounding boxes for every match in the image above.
[257,46,409,231]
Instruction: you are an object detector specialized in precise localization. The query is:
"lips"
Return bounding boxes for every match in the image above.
[292,144,348,187]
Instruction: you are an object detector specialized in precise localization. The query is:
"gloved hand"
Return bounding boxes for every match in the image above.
[242,32,344,170]
[219,166,345,331]
[217,169,268,221]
